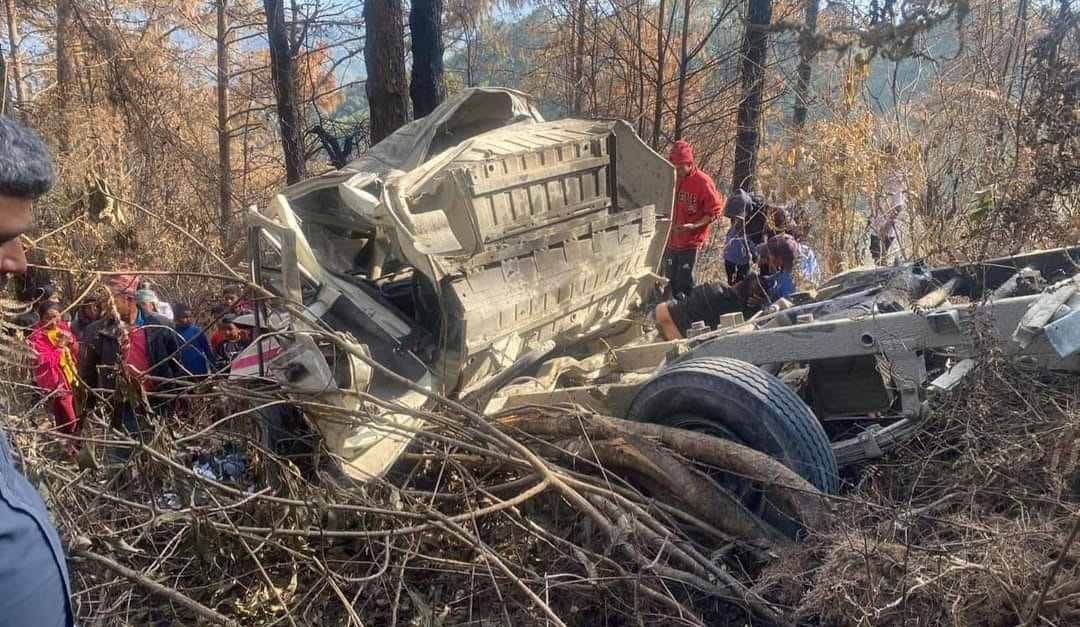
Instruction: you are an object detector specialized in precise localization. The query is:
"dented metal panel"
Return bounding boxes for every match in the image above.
[380,117,672,394]
[247,88,676,481]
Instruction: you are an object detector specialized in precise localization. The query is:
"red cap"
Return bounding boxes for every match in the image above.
[668,140,694,166]
[105,273,140,297]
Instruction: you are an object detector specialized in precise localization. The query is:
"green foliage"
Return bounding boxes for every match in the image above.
[966,186,996,223]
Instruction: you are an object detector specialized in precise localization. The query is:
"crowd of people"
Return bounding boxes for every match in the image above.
[27,276,255,448]
[653,140,842,340]
[0,116,265,626]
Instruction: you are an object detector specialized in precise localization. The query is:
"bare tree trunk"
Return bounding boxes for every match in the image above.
[240,72,255,202]
[3,0,24,110]
[792,0,820,127]
[0,43,10,115]
[216,0,233,246]
[635,0,646,137]
[572,0,587,115]
[55,0,74,150]
[56,0,73,98]
[263,0,306,183]
[365,0,409,145]
[673,0,692,139]
[651,0,667,149]
[731,0,772,192]
[409,0,445,119]
[465,36,473,87]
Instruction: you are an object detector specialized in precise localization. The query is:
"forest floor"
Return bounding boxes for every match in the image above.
[5,313,1080,627]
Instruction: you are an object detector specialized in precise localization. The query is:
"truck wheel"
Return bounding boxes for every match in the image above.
[627,356,839,495]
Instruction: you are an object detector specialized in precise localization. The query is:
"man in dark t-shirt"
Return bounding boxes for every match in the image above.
[653,276,765,340]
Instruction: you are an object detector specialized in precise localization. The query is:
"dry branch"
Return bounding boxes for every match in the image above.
[74,547,241,627]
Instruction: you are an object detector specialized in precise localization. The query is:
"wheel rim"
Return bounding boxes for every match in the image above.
[664,413,766,516]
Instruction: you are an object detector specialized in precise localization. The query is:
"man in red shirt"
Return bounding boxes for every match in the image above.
[664,140,724,298]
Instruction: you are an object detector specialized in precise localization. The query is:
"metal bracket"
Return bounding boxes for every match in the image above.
[927,309,963,334]
[858,425,885,459]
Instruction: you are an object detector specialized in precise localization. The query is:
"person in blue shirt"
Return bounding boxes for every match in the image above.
[796,243,822,285]
[0,116,75,626]
[173,304,214,377]
[749,234,799,309]
[783,203,822,286]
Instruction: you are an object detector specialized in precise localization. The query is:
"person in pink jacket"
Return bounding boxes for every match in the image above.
[29,301,81,437]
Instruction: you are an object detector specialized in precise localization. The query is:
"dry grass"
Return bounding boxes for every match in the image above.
[4,349,814,626]
[761,359,1080,627]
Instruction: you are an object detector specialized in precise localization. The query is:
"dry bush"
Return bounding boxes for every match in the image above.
[760,359,1080,627]
[4,285,825,626]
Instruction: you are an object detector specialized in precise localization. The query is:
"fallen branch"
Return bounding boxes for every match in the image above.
[74,547,241,627]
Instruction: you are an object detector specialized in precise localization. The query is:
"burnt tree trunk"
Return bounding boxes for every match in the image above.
[792,0,820,127]
[264,0,306,184]
[651,0,667,149]
[572,0,587,115]
[731,0,772,192]
[409,0,445,118]
[216,0,233,245]
[673,0,692,139]
[3,0,24,110]
[55,0,73,149]
[0,43,10,115]
[365,0,409,145]
[635,0,646,137]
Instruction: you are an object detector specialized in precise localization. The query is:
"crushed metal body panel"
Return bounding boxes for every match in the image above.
[239,88,675,480]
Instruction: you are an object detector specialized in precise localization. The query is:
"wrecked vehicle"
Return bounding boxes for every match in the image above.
[235,87,1080,499]
[235,87,673,480]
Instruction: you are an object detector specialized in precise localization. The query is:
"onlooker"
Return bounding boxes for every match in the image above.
[787,205,822,286]
[767,203,791,237]
[663,140,724,298]
[0,115,75,627]
[745,192,770,257]
[173,304,214,377]
[38,284,61,307]
[723,190,753,284]
[209,303,228,353]
[869,148,907,265]
[750,234,798,309]
[36,284,70,323]
[70,301,102,343]
[653,233,800,340]
[137,281,173,320]
[214,314,251,371]
[135,286,158,314]
[79,273,184,424]
[797,243,822,286]
[653,276,763,340]
[222,285,252,313]
[28,302,81,439]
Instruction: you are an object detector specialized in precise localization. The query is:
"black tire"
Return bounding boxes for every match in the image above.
[627,356,839,495]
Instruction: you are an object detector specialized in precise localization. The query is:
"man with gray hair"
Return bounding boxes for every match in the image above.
[0,116,74,625]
